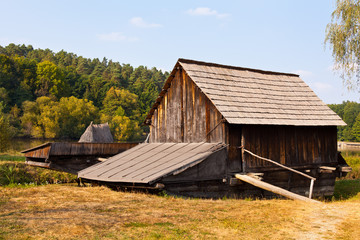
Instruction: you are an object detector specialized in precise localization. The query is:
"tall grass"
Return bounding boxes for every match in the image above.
[341,151,360,179]
[0,162,77,187]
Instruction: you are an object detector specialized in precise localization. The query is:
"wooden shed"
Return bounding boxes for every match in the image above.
[78,122,114,143]
[79,58,349,199]
[22,142,138,174]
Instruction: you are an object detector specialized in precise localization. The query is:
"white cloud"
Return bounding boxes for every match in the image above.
[186,7,230,18]
[130,17,162,28]
[97,32,138,42]
[293,70,313,77]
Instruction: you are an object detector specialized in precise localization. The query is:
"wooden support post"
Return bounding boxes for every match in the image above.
[309,179,315,199]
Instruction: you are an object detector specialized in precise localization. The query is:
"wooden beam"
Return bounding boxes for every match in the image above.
[339,166,352,172]
[25,160,50,168]
[243,149,316,180]
[235,174,320,203]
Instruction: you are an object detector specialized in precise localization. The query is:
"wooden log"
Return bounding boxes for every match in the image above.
[235,174,320,203]
[319,166,336,171]
[339,166,352,172]
[309,179,314,199]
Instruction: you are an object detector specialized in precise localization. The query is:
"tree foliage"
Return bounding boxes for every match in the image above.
[329,101,360,141]
[21,96,98,139]
[325,0,360,90]
[0,102,15,151]
[0,44,169,142]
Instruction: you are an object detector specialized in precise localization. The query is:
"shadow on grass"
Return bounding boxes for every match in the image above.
[333,179,360,200]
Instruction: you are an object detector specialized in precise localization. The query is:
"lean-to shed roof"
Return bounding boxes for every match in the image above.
[145,58,345,126]
[78,142,225,184]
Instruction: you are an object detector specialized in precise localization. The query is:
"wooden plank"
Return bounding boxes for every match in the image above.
[109,143,179,178]
[235,174,320,203]
[180,68,185,142]
[164,93,168,141]
[186,75,194,142]
[191,82,196,142]
[175,70,181,142]
[205,98,210,142]
[279,127,286,165]
[79,143,164,177]
[141,152,212,183]
[95,143,167,178]
[116,143,195,179]
[25,160,50,168]
[153,109,158,143]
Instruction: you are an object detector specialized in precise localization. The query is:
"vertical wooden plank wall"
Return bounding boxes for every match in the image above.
[242,125,338,170]
[149,68,225,143]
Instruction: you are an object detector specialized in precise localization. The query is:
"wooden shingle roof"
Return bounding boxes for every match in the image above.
[145,58,345,126]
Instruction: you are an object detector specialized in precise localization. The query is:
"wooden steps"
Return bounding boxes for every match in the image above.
[235,174,321,203]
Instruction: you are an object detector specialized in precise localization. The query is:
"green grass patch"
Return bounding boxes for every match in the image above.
[0,155,25,162]
[340,151,360,179]
[124,222,150,228]
[333,179,360,200]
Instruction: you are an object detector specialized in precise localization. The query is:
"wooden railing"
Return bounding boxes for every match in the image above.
[243,148,316,199]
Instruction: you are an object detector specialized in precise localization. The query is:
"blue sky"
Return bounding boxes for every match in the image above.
[0,0,358,104]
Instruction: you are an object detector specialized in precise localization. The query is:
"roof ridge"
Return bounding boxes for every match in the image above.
[178,58,299,77]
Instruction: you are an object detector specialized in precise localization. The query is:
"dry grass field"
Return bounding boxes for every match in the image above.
[1,184,360,240]
[1,151,360,240]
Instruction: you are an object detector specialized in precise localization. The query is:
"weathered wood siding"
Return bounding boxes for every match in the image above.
[149,68,225,143]
[227,124,243,173]
[242,125,338,171]
[23,143,138,159]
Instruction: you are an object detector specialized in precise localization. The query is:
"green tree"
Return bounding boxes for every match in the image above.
[325,0,360,90]
[57,96,98,138]
[107,115,141,141]
[21,96,98,139]
[35,61,69,99]
[21,100,40,136]
[102,87,140,120]
[343,101,360,127]
[0,102,14,151]
[352,112,360,141]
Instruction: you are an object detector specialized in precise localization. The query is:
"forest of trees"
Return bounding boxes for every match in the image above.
[1,43,360,148]
[329,101,360,141]
[0,43,168,146]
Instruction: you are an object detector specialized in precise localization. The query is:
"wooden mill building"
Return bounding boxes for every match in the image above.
[79,58,348,199]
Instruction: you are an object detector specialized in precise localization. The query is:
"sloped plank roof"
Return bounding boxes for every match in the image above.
[145,58,345,126]
[78,142,225,184]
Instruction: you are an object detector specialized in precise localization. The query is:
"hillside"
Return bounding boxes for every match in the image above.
[0,44,169,143]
